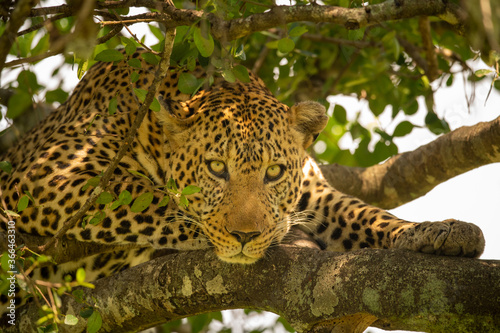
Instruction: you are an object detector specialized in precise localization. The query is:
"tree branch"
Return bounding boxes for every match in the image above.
[20,0,468,42]
[3,247,499,332]
[419,16,439,81]
[320,115,500,209]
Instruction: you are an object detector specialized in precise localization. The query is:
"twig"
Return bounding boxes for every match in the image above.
[252,36,271,74]
[479,0,500,52]
[17,13,69,36]
[38,13,177,253]
[96,24,124,45]
[100,17,158,26]
[302,32,377,48]
[396,35,427,73]
[418,16,439,81]
[0,0,41,70]
[4,36,67,67]
[109,11,157,53]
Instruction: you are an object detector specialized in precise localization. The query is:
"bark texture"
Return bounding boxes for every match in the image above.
[3,247,499,333]
[320,115,500,208]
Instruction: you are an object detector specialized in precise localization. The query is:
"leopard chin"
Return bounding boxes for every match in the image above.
[218,252,261,264]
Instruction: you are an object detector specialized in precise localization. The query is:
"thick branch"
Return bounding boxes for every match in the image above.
[320,115,500,209]
[220,0,466,40]
[4,247,499,332]
[23,0,468,41]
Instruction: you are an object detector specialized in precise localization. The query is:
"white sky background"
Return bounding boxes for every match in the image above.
[1,3,499,333]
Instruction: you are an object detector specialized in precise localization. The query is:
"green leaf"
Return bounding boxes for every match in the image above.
[72,290,85,303]
[181,185,201,195]
[130,71,140,83]
[77,59,89,79]
[17,195,29,212]
[64,314,79,326]
[167,178,178,192]
[193,27,215,58]
[80,307,93,319]
[1,251,11,273]
[18,70,40,93]
[446,74,454,87]
[222,69,236,83]
[475,69,494,77]
[128,169,153,184]
[131,192,154,212]
[128,58,142,69]
[94,49,124,62]
[289,26,308,37]
[37,323,58,333]
[188,313,210,333]
[150,97,161,112]
[158,196,170,208]
[5,210,20,218]
[108,97,118,115]
[31,34,49,56]
[425,112,450,135]
[403,100,419,115]
[82,176,101,191]
[89,211,106,225]
[141,52,160,65]
[368,97,386,116]
[46,88,69,104]
[96,191,113,205]
[121,37,137,55]
[178,73,199,94]
[277,317,295,333]
[87,310,103,333]
[374,140,398,162]
[133,88,147,103]
[393,121,414,137]
[149,24,164,41]
[265,40,280,49]
[7,90,32,119]
[333,105,347,124]
[234,44,246,60]
[179,195,189,208]
[76,267,86,284]
[117,190,133,205]
[278,38,295,54]
[232,65,250,83]
[24,191,35,203]
[0,161,12,174]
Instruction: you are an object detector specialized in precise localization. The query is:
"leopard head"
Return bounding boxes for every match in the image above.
[157,77,327,263]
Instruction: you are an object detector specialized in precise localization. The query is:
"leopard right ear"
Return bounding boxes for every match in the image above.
[289,101,328,148]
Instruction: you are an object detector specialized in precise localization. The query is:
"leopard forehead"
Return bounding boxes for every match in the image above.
[186,90,295,164]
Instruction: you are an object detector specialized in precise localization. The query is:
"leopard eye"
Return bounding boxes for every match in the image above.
[207,160,227,178]
[265,164,285,183]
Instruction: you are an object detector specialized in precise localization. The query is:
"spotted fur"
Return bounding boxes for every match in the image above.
[0,51,485,312]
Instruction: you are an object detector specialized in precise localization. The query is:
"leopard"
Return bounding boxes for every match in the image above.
[0,50,485,316]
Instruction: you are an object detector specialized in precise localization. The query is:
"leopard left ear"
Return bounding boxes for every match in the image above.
[289,101,328,148]
[155,97,200,146]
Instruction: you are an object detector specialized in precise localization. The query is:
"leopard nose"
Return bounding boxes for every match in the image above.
[228,229,261,246]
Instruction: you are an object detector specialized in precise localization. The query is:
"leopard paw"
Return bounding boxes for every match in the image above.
[394,219,485,258]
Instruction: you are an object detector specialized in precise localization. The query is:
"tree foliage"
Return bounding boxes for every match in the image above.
[1,0,499,332]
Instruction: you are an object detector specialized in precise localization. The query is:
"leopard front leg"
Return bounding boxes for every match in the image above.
[296,157,485,258]
[392,219,484,257]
